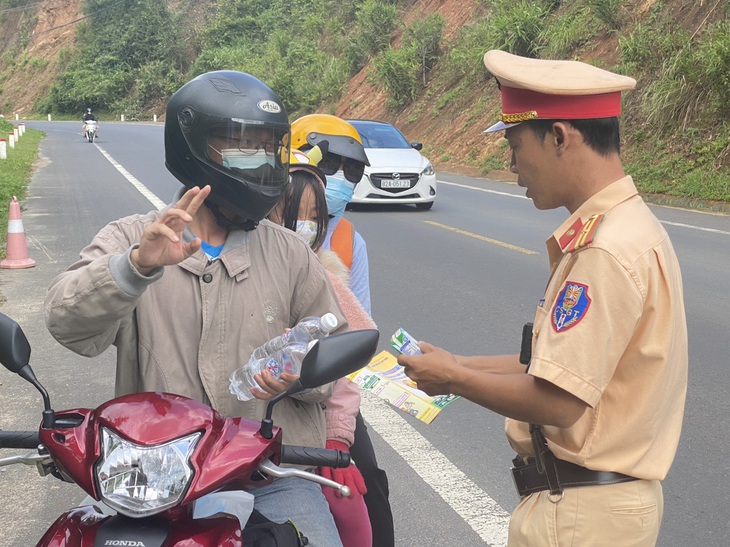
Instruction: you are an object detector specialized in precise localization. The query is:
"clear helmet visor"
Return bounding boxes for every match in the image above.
[178,109,291,189]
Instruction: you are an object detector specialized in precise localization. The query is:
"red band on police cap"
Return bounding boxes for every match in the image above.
[501,86,623,121]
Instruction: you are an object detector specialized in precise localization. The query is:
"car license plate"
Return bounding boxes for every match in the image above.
[380,179,411,189]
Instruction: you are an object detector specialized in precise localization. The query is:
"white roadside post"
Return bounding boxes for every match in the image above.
[8,133,14,149]
[13,126,19,141]
[48,114,52,121]
[0,138,6,159]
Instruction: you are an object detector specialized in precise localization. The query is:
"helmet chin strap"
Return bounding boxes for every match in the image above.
[206,201,258,231]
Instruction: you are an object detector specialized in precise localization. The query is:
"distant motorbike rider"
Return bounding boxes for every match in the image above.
[82,108,99,137]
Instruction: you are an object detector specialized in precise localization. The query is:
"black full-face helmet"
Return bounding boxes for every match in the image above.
[165,71,291,224]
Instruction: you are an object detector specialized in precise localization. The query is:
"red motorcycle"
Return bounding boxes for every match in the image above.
[0,312,378,546]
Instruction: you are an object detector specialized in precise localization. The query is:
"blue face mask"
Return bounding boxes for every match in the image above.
[221,149,275,171]
[325,174,355,218]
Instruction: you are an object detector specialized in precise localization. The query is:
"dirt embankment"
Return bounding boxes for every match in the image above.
[0,0,722,184]
[0,0,83,115]
[0,0,500,177]
[333,0,503,177]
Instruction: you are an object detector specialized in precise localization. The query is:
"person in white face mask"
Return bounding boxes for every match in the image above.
[268,150,375,547]
[289,114,395,547]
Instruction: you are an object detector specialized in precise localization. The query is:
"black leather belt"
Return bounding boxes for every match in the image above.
[511,456,638,499]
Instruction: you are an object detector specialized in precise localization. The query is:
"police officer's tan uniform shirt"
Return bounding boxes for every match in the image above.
[505,176,688,480]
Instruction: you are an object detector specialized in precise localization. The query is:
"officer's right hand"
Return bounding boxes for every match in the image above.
[131,185,210,275]
[398,342,460,396]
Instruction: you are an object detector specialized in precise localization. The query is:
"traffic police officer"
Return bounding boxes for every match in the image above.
[398,50,688,546]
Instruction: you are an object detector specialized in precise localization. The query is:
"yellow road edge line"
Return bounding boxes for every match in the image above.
[424,220,539,255]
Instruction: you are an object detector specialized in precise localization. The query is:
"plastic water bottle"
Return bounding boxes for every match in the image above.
[249,313,338,361]
[229,314,338,402]
[229,340,317,402]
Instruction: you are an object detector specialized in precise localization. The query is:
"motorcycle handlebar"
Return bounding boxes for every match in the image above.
[0,430,40,449]
[280,446,351,468]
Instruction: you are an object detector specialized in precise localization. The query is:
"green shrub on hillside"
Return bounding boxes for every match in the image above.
[487,0,553,58]
[371,46,420,107]
[38,0,184,116]
[407,13,445,85]
[587,0,624,31]
[370,13,444,107]
[619,21,680,73]
[700,20,730,119]
[441,21,494,86]
[3,0,727,206]
[187,0,373,115]
[443,0,556,87]
[643,19,730,131]
[40,59,134,112]
[347,0,399,73]
[626,130,730,203]
[538,4,599,58]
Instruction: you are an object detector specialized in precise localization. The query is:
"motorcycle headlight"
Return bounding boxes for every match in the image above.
[95,427,200,517]
[421,162,434,176]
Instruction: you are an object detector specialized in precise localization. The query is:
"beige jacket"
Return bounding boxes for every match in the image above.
[44,201,349,449]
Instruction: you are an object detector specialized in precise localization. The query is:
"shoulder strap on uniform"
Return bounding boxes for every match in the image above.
[564,214,604,253]
[330,218,354,270]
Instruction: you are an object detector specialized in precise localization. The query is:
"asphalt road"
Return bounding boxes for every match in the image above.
[0,121,728,546]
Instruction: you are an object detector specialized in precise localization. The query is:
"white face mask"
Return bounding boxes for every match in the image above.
[295,220,318,247]
[325,175,355,218]
[221,148,275,170]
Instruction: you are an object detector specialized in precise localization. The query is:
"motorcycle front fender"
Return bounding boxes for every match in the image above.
[36,505,110,547]
[36,505,243,546]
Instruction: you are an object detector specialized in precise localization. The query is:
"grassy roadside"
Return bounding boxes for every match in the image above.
[0,118,43,260]
[474,133,730,213]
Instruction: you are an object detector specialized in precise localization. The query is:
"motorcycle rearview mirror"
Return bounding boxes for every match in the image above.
[0,312,31,373]
[259,329,379,439]
[0,313,56,427]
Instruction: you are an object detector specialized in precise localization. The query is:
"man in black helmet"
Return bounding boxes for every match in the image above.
[81,107,99,137]
[45,71,349,546]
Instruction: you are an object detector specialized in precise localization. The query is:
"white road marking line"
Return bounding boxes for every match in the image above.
[96,145,167,210]
[91,155,511,545]
[438,180,527,200]
[438,179,730,236]
[360,393,510,547]
[661,221,730,235]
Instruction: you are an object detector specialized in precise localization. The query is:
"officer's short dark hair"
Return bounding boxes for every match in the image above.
[527,117,620,157]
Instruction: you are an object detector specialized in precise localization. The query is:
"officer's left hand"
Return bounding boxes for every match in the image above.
[398,342,460,396]
[251,371,299,400]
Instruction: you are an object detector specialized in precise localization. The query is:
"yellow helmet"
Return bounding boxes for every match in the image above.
[289,147,327,187]
[290,114,370,167]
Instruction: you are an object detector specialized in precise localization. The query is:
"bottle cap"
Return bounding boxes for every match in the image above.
[320,313,338,332]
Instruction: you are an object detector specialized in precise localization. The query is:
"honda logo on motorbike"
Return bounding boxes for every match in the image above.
[104,541,146,546]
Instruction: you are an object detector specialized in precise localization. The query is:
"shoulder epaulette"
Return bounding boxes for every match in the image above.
[564,214,604,253]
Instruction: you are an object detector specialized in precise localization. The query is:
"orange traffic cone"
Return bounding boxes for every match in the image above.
[1,196,35,269]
